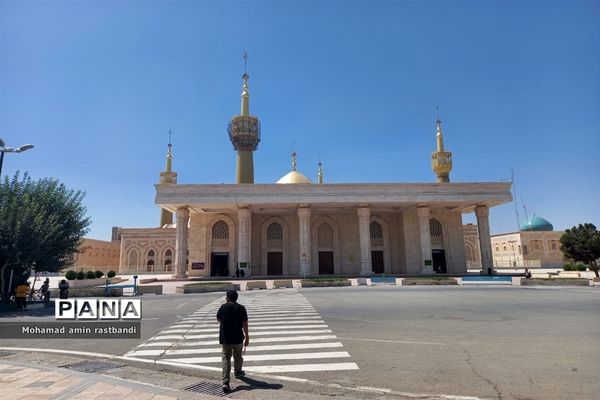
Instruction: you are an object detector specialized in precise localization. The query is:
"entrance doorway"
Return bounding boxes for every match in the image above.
[432,249,447,273]
[318,251,334,275]
[267,252,283,275]
[371,251,384,274]
[211,253,229,277]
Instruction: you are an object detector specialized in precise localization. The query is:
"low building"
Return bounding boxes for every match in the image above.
[72,231,121,273]
[466,216,565,269]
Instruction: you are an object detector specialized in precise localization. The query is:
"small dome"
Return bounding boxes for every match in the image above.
[520,216,553,231]
[276,171,313,184]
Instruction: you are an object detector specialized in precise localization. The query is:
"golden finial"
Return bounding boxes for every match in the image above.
[291,151,297,171]
[431,104,452,182]
[240,50,250,116]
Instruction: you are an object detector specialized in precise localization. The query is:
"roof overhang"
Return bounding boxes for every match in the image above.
[155,182,512,215]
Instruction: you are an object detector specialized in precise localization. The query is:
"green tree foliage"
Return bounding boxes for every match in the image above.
[560,223,600,277]
[0,172,91,302]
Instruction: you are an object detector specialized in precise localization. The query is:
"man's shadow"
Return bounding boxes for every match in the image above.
[231,376,283,392]
[0,303,55,318]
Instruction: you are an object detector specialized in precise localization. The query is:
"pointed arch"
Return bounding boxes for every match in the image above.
[430,218,444,247]
[261,217,289,275]
[370,216,391,274]
[207,214,236,277]
[311,216,341,275]
[127,247,140,272]
[164,248,174,272]
[465,243,474,263]
[146,247,156,272]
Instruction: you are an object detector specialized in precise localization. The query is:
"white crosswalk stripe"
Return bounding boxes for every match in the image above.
[125,289,359,374]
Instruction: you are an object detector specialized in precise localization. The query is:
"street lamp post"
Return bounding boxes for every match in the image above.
[1,138,34,298]
[0,138,35,177]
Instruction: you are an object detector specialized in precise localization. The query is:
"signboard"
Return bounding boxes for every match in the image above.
[191,262,205,270]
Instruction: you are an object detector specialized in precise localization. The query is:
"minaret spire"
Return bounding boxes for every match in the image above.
[431,105,453,183]
[228,51,261,183]
[165,129,173,173]
[317,152,324,184]
[159,130,178,227]
[435,104,445,152]
[241,50,250,116]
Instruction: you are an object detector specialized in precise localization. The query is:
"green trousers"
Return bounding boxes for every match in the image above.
[222,343,243,384]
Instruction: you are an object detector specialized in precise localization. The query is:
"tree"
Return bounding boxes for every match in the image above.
[560,223,600,278]
[0,172,91,303]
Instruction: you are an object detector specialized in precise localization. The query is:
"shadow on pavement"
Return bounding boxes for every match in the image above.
[232,376,284,392]
[0,302,55,318]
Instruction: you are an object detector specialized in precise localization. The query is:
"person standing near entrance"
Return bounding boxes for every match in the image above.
[40,278,50,304]
[216,290,249,393]
[59,279,70,299]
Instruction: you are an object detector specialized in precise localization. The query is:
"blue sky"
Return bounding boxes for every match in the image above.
[1,0,598,240]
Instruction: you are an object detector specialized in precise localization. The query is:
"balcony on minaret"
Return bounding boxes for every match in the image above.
[160,171,177,184]
[228,116,261,151]
[432,152,453,182]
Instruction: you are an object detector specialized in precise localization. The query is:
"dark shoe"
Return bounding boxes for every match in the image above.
[222,383,231,393]
[234,370,245,379]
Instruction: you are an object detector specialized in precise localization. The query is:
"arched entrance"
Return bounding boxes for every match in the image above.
[266,222,283,275]
[370,221,384,274]
[430,218,447,273]
[210,220,231,277]
[317,223,334,274]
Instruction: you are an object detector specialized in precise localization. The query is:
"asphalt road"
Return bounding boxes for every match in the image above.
[1,286,599,400]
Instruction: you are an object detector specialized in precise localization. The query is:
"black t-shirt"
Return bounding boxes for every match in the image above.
[216,302,248,345]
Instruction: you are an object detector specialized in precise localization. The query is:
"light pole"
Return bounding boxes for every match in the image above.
[0,138,34,177]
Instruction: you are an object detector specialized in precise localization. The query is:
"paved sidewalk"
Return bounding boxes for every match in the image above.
[0,351,365,400]
[0,359,217,400]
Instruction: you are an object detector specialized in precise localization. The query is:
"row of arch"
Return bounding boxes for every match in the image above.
[202,216,447,276]
[126,247,174,272]
[124,216,448,274]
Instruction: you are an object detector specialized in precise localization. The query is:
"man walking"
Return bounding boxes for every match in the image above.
[216,290,249,393]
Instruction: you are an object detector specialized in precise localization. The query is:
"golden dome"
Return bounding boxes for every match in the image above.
[276,171,313,184]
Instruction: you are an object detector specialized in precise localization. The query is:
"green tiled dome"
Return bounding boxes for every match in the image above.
[520,216,553,231]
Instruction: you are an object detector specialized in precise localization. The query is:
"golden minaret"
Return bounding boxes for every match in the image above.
[228,51,261,183]
[431,107,453,182]
[159,130,177,227]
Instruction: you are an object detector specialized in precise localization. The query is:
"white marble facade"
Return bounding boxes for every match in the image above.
[121,182,512,277]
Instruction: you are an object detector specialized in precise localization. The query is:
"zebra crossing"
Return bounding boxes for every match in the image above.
[125,289,359,374]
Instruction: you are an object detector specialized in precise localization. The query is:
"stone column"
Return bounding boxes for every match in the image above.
[417,206,433,274]
[357,206,372,276]
[238,206,251,276]
[475,205,494,274]
[298,207,311,276]
[174,207,189,279]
